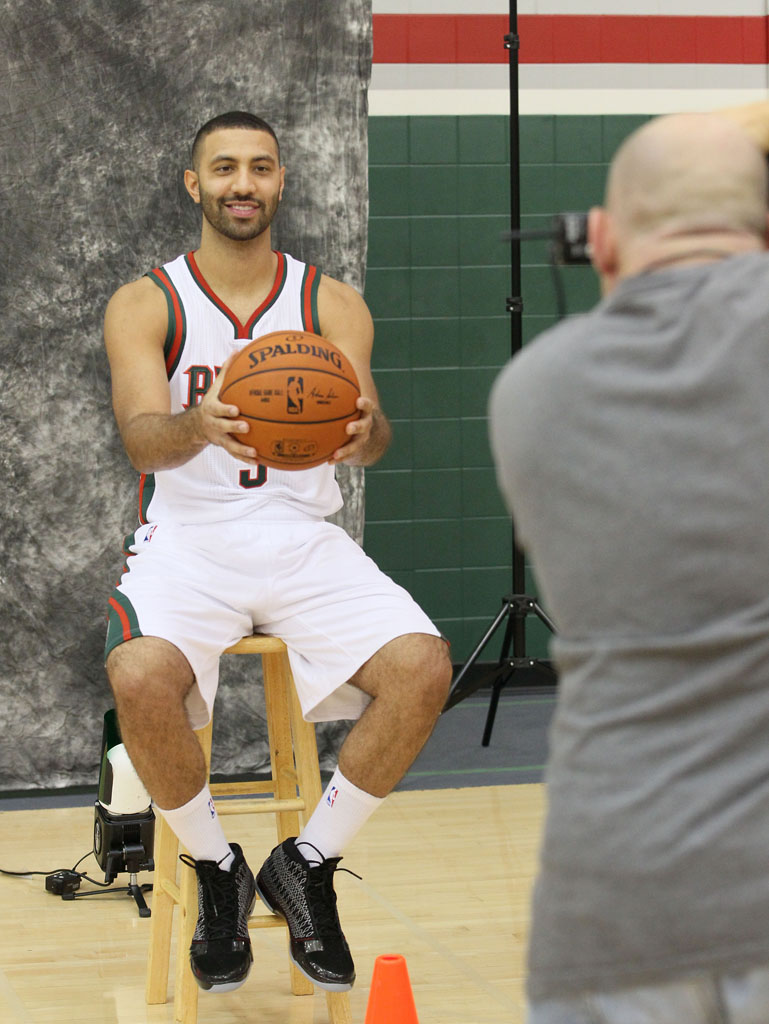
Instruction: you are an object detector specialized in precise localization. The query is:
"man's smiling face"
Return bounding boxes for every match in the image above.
[188,128,285,242]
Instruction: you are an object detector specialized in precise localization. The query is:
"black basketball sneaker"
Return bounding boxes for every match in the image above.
[255,838,356,991]
[180,843,256,992]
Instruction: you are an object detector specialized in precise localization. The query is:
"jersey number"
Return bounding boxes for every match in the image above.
[239,466,267,489]
[183,365,268,489]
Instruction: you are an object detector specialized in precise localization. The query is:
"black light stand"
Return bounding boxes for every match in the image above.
[443,1,556,744]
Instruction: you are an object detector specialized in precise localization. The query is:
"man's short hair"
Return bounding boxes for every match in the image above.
[191,112,280,169]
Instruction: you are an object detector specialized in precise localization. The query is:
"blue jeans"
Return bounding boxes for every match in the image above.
[528,964,769,1024]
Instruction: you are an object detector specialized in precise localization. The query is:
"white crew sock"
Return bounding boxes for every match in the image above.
[155,785,235,870]
[296,767,383,862]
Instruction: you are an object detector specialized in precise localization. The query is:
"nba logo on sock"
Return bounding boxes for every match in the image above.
[326,786,339,808]
[208,798,216,819]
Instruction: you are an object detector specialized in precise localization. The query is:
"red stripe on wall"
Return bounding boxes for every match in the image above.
[372,13,769,65]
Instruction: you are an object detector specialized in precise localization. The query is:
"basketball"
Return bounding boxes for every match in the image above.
[218,330,361,470]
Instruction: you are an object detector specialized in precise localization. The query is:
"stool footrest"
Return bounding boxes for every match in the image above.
[248,914,288,930]
[217,797,306,816]
[159,878,181,904]
[211,779,275,797]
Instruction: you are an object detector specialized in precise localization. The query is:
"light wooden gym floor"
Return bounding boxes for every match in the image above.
[0,783,543,1024]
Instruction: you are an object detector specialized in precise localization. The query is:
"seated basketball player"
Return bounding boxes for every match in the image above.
[103,111,452,994]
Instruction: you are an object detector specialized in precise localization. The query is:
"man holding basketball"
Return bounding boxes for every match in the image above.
[103,112,451,995]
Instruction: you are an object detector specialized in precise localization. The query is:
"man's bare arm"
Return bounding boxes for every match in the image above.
[104,278,259,472]
[316,275,392,467]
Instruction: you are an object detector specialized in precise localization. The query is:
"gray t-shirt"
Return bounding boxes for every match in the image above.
[489,252,769,1000]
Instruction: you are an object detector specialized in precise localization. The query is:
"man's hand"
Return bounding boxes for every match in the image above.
[195,354,260,466]
[329,397,392,467]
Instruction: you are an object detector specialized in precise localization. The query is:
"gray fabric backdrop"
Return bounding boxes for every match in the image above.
[0,0,371,790]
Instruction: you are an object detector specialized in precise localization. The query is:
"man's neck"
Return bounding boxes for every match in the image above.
[623,230,764,281]
[602,231,765,294]
[193,224,277,298]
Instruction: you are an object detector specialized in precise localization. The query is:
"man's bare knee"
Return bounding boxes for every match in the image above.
[411,635,452,711]
[353,633,452,712]
[106,636,194,711]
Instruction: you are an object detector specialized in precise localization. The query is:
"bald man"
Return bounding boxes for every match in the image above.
[490,110,769,1024]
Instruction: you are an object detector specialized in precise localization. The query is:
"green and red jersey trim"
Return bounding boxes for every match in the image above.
[105,590,143,658]
[301,263,321,334]
[185,250,289,339]
[138,473,155,526]
[146,268,187,378]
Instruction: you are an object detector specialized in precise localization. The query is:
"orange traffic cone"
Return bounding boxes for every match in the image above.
[364,954,419,1024]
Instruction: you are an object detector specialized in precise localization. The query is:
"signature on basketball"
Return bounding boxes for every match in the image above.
[308,385,339,405]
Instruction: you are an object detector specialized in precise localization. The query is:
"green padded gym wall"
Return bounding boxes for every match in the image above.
[365,2,766,663]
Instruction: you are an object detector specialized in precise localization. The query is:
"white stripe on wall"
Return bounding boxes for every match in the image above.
[370,88,510,115]
[370,60,769,115]
[520,87,769,115]
[373,0,509,11]
[519,0,766,13]
[373,62,769,92]
[372,64,510,90]
[522,64,769,89]
[371,1,768,16]
[369,86,769,117]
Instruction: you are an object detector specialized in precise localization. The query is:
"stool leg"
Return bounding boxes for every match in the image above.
[288,679,324,818]
[145,813,180,1004]
[326,989,354,1024]
[262,650,314,997]
[173,855,200,1024]
[288,666,354,1024]
[262,651,302,841]
[169,722,213,1023]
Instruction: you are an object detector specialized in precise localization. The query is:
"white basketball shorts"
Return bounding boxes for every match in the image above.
[105,517,442,729]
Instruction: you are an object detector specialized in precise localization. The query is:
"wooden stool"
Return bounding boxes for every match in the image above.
[145,634,352,1024]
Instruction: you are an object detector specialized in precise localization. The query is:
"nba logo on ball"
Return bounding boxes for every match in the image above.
[287,376,304,414]
[326,786,339,808]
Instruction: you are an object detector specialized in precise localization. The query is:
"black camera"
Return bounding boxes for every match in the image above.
[502,212,591,266]
[551,212,591,265]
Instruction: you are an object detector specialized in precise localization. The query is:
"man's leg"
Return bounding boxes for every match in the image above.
[106,637,256,993]
[293,632,452,857]
[340,632,452,796]
[255,632,451,991]
[106,636,205,808]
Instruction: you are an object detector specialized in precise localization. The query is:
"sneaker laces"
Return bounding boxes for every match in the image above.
[295,842,361,941]
[180,852,242,939]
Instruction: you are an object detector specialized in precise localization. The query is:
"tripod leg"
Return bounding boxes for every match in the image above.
[482,674,507,747]
[531,600,557,635]
[445,599,514,710]
[452,601,511,689]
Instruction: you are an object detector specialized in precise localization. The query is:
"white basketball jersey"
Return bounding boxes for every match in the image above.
[138,251,343,525]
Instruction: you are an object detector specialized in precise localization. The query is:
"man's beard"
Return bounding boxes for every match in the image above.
[199,188,280,241]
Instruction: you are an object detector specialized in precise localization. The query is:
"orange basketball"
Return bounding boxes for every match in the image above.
[218,330,361,470]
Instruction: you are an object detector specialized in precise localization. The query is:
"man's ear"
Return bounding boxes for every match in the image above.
[184,169,201,205]
[588,206,619,293]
